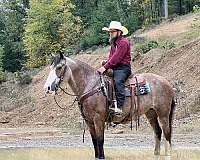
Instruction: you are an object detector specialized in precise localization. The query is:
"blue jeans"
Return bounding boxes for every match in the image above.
[113,64,131,108]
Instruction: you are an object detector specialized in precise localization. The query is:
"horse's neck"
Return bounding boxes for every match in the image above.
[66,58,98,96]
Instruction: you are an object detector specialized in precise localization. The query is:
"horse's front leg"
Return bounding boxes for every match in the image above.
[94,117,105,159]
[87,122,99,159]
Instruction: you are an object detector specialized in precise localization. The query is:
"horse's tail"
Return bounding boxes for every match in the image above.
[169,97,175,144]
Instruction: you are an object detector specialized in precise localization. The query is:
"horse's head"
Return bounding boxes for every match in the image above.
[44,51,69,94]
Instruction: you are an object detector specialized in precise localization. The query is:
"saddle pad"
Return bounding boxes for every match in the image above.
[125,81,151,96]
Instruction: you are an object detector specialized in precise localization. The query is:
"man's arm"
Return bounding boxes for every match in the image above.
[104,41,128,69]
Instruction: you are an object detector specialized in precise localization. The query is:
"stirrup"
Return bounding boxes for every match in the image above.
[114,107,122,113]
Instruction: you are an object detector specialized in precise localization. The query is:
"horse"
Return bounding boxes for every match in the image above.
[44,52,175,160]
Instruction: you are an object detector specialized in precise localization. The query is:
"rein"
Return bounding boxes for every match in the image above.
[53,71,103,144]
[53,86,78,110]
[54,95,78,110]
[53,75,101,110]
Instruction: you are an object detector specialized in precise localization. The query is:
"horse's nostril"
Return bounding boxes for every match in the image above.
[48,86,50,90]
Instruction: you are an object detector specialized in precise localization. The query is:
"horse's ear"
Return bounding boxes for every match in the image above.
[56,50,64,59]
[60,51,64,59]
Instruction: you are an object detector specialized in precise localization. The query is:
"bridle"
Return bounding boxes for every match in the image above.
[53,61,103,110]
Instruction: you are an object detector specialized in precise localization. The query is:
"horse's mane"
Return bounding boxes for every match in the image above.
[73,58,96,75]
[50,53,97,76]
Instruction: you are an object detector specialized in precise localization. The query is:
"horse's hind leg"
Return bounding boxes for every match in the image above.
[145,108,162,155]
[158,112,172,156]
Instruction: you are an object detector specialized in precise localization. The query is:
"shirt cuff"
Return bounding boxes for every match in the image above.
[104,63,110,69]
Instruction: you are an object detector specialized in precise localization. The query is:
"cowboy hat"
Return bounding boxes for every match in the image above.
[102,21,128,35]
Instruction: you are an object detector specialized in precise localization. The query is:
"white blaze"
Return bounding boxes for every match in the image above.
[44,67,60,91]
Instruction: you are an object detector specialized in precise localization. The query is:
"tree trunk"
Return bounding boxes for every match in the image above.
[164,0,168,19]
[179,0,182,15]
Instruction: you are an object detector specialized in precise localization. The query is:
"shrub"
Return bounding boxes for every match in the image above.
[193,5,200,13]
[17,73,32,86]
[159,40,176,49]
[134,40,158,54]
[0,70,6,83]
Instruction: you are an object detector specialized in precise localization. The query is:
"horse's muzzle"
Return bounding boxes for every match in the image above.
[44,83,59,95]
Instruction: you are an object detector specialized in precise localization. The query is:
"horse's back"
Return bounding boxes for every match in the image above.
[139,72,174,99]
[140,73,172,87]
[127,72,174,97]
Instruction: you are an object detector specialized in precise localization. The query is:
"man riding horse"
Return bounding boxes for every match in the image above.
[98,21,131,113]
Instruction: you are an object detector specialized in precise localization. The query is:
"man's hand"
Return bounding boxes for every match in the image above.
[101,60,107,66]
[97,66,106,74]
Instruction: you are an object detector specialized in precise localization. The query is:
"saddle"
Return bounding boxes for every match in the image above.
[104,70,151,125]
[125,74,151,96]
[105,69,150,97]
[126,74,145,86]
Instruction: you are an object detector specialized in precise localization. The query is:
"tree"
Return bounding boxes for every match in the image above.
[0,0,28,72]
[73,0,146,49]
[0,45,6,82]
[24,0,82,68]
[0,45,4,70]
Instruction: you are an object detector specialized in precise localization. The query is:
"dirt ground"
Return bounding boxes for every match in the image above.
[138,13,199,39]
[0,126,199,148]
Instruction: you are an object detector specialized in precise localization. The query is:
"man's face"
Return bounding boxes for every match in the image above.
[109,29,121,39]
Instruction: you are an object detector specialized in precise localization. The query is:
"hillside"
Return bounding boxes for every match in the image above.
[0,13,199,133]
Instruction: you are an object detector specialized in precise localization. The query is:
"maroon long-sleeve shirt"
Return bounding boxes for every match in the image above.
[104,36,131,69]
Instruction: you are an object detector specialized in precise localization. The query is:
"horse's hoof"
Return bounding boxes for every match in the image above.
[165,141,171,156]
[154,150,160,155]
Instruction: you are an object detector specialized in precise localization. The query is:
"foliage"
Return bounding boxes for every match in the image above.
[74,0,153,49]
[0,45,6,82]
[159,40,176,49]
[193,5,200,12]
[168,0,200,15]
[0,45,6,83]
[0,70,6,83]
[0,0,200,70]
[135,40,158,54]
[0,45,4,69]
[24,0,82,68]
[134,38,176,55]
[0,0,28,72]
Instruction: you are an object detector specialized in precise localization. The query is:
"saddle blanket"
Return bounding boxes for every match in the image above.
[125,81,151,96]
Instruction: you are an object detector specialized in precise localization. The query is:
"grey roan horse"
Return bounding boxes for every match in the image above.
[44,52,175,159]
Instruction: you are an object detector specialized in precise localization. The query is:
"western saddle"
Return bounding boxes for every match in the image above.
[104,69,148,127]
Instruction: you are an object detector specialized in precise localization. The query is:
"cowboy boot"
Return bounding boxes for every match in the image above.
[115,107,122,113]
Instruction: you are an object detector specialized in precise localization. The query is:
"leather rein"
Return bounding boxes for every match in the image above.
[53,64,103,110]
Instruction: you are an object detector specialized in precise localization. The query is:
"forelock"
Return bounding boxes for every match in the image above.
[50,54,62,67]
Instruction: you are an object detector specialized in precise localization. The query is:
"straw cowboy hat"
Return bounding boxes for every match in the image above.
[102,21,128,35]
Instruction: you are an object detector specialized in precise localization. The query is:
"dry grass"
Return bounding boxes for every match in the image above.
[0,147,199,160]
[138,13,200,39]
